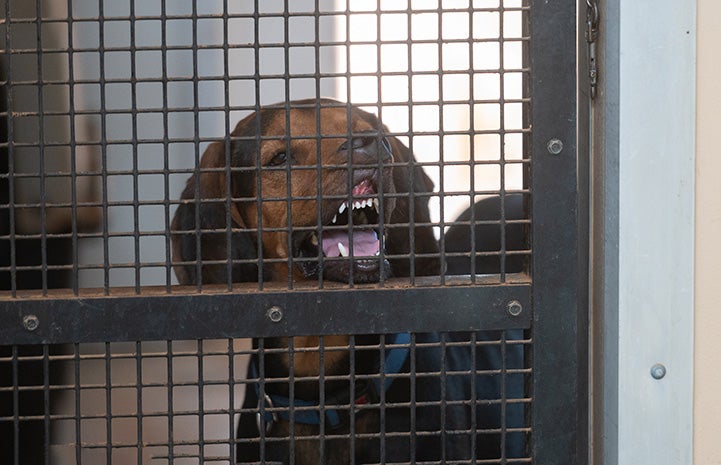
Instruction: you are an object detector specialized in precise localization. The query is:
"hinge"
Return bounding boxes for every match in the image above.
[585,0,599,99]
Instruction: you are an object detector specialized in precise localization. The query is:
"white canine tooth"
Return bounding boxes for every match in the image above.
[338,242,349,257]
[311,234,318,246]
[332,214,337,224]
[373,198,379,211]
[338,202,347,214]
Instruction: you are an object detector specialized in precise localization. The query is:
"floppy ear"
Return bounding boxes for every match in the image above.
[385,136,442,277]
[171,142,259,285]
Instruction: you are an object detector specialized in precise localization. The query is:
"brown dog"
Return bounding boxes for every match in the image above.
[171,99,457,464]
[172,98,439,286]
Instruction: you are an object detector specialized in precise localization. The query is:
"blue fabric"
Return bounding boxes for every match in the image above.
[377,332,411,393]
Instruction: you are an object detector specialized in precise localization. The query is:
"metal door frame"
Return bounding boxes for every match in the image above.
[530,0,588,463]
[592,1,695,464]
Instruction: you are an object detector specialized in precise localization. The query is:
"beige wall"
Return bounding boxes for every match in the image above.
[694,0,721,462]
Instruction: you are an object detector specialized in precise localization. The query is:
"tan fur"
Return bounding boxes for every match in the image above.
[238,109,383,283]
[172,100,441,464]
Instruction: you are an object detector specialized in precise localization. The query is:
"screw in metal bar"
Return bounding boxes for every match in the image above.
[267,306,283,323]
[650,364,667,380]
[506,300,523,317]
[23,314,40,332]
[547,138,564,155]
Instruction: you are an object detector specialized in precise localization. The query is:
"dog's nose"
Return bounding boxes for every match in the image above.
[339,136,393,165]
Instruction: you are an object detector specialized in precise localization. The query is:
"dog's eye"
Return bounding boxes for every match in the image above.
[267,151,289,166]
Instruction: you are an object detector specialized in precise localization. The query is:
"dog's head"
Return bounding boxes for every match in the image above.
[172,98,439,285]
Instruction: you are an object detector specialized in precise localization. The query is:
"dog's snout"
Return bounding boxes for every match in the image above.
[339,135,393,165]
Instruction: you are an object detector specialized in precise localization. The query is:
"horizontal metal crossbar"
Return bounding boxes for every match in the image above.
[0,278,531,344]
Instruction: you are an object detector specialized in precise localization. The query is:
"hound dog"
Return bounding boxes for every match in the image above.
[171,99,510,464]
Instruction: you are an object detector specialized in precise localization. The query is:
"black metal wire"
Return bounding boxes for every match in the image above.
[0,2,538,463]
[283,1,294,290]
[35,0,49,296]
[499,2,509,284]
[12,345,19,465]
[4,0,17,297]
[128,0,141,294]
[161,0,172,293]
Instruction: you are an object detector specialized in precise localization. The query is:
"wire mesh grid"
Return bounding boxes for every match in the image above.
[1,331,531,464]
[0,0,539,464]
[1,0,530,295]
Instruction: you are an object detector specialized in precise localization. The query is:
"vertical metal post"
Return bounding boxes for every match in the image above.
[530,0,588,464]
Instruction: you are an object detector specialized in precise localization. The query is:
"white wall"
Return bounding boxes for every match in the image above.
[77,0,338,289]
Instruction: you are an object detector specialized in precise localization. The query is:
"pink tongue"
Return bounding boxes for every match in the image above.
[353,179,375,196]
[321,230,379,258]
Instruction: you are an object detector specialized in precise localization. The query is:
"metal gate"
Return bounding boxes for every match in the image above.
[0,1,585,464]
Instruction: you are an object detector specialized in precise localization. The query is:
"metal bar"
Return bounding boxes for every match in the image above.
[4,0,17,296]
[222,0,233,292]
[161,0,172,292]
[529,0,586,464]
[104,342,112,465]
[66,0,79,295]
[129,0,141,294]
[12,346,19,465]
[2,8,528,25]
[73,344,81,465]
[35,0,48,295]
[0,283,531,344]
[135,340,143,465]
[498,2,508,283]
[42,344,49,465]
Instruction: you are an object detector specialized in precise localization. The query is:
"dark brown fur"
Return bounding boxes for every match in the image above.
[172,99,438,286]
[171,99,444,464]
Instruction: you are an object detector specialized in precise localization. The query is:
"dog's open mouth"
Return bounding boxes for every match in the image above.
[294,178,391,283]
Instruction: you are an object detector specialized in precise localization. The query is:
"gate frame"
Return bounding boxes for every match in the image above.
[530,0,589,464]
[0,1,590,463]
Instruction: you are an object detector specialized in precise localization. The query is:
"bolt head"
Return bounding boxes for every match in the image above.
[506,300,523,317]
[23,314,39,332]
[650,363,667,380]
[547,138,564,155]
[267,306,283,323]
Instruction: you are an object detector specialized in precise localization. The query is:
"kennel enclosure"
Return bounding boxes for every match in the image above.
[0,1,586,464]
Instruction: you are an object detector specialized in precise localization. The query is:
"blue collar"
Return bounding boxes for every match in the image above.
[253,333,411,432]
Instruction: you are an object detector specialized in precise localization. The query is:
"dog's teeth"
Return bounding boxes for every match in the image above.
[338,242,349,257]
[332,214,337,224]
[361,199,368,208]
[338,202,347,214]
[373,198,379,211]
[375,250,380,256]
[354,201,362,210]
[310,234,318,246]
